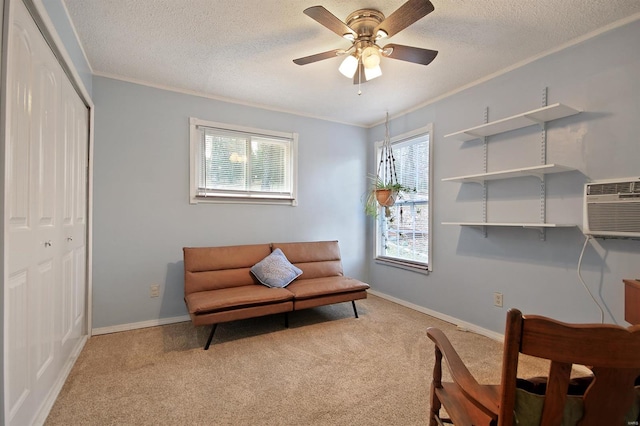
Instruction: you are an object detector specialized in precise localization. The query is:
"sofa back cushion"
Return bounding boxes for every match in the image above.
[271,241,343,280]
[183,244,271,295]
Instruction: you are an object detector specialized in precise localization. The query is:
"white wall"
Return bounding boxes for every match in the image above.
[91,77,369,329]
[367,20,640,333]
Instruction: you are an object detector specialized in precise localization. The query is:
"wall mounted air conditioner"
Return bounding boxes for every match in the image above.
[583,177,640,239]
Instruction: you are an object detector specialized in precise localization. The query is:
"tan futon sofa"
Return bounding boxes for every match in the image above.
[183,241,370,349]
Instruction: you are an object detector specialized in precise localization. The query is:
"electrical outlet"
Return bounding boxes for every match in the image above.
[493,292,503,307]
[150,284,160,298]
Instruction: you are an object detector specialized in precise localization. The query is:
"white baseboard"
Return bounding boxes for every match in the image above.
[91,294,493,339]
[367,290,594,376]
[87,296,592,377]
[367,289,505,342]
[92,315,191,336]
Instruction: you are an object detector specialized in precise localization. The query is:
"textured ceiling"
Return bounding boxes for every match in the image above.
[62,0,640,127]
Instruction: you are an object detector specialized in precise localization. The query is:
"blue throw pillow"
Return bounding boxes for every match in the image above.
[251,248,302,288]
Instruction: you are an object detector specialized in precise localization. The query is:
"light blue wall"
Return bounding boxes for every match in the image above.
[368,20,640,333]
[1,0,6,420]
[32,0,640,334]
[40,0,92,95]
[91,77,369,328]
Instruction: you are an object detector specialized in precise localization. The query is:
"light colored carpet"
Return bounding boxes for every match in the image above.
[46,295,552,425]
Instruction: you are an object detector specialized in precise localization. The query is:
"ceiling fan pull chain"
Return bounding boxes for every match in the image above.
[358,61,362,95]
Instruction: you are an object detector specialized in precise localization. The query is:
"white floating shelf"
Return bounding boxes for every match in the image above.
[442,164,575,184]
[444,103,581,142]
[442,222,575,229]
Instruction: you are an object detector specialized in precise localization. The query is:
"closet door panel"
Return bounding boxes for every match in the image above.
[60,251,74,345]
[74,104,87,226]
[74,248,86,326]
[4,1,88,424]
[5,16,34,422]
[60,76,86,347]
[27,3,62,405]
[7,271,29,420]
[31,34,59,384]
[34,57,58,229]
[7,20,32,268]
[73,101,88,331]
[34,260,54,379]
[61,95,74,228]
[7,23,30,230]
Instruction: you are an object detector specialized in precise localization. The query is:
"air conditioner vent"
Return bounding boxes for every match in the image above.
[584,178,640,239]
[587,182,636,195]
[587,203,640,233]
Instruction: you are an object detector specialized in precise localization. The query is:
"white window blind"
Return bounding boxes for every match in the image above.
[190,118,298,205]
[375,125,432,271]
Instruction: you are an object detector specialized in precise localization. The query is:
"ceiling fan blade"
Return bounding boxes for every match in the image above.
[293,49,343,65]
[304,6,356,39]
[374,0,434,38]
[383,44,438,65]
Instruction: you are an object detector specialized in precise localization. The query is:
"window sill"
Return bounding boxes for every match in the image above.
[191,196,297,206]
[375,256,431,274]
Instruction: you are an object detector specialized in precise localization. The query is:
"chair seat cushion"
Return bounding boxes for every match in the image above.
[185,285,293,315]
[286,276,369,300]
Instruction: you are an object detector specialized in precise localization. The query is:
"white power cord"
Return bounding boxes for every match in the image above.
[577,234,604,323]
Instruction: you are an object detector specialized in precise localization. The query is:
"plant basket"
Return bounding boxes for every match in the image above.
[375,189,397,207]
[364,113,413,219]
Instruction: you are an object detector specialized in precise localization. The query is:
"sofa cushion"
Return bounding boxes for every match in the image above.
[183,244,272,294]
[184,244,271,273]
[286,276,369,300]
[272,241,344,279]
[185,285,294,315]
[251,248,303,288]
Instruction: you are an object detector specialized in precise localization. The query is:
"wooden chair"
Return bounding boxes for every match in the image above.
[426,308,640,426]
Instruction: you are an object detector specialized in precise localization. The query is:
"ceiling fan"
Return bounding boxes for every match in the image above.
[293,0,438,84]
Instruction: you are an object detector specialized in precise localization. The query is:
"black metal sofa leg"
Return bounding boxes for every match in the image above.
[352,300,359,318]
[285,312,289,328]
[204,324,217,350]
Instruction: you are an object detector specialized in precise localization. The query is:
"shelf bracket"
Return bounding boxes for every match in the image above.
[530,172,545,181]
[525,117,546,125]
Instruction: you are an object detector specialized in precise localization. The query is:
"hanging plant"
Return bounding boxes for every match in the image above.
[364,113,414,218]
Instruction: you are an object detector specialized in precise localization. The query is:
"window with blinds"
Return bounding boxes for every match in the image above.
[374,125,432,272]
[189,118,298,205]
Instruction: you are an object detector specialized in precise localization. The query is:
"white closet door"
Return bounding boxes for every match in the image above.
[4,1,88,424]
[59,73,88,353]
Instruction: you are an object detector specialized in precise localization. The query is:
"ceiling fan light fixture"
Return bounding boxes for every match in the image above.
[375,29,388,40]
[362,46,381,69]
[293,2,439,87]
[338,54,358,78]
[364,64,382,81]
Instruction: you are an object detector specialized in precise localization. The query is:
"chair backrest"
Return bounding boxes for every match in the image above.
[499,309,640,426]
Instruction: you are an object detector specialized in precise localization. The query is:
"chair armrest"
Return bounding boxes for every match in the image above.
[427,327,499,416]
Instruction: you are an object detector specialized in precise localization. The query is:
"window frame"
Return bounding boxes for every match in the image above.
[189,117,298,206]
[373,123,433,273]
